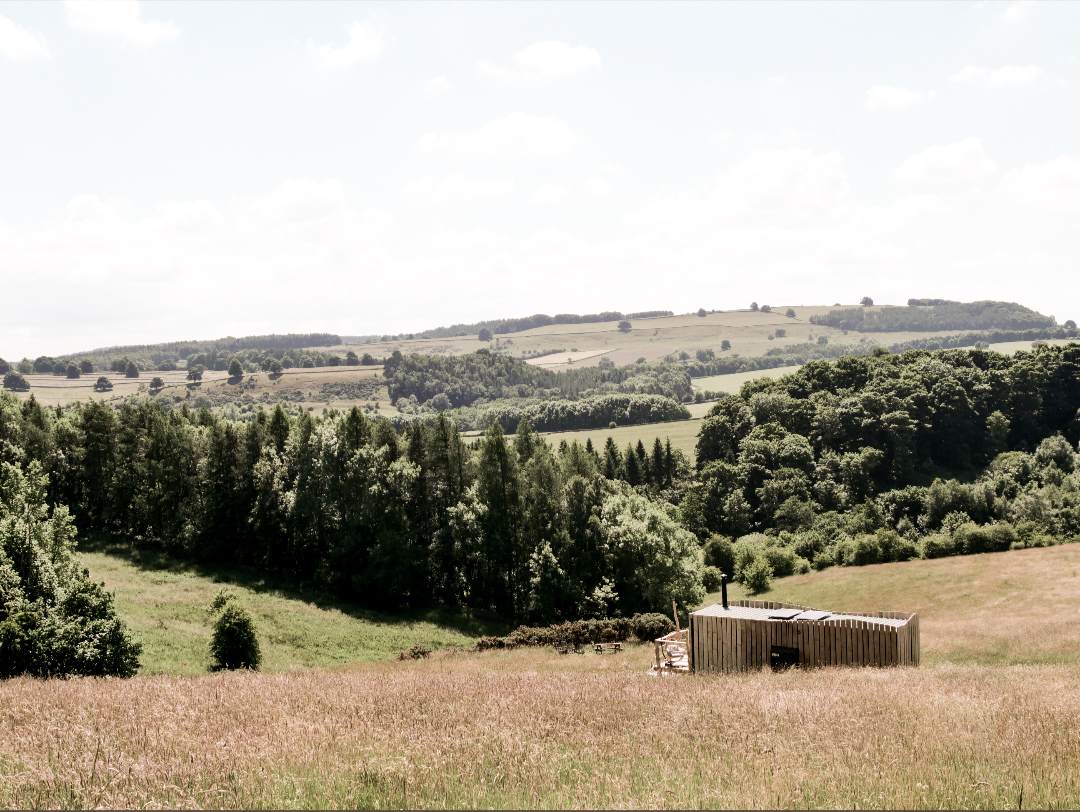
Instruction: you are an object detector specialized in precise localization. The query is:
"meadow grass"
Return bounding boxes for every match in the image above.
[1,655,1076,809]
[77,535,506,676]
[706,543,1080,666]
[6,531,1079,808]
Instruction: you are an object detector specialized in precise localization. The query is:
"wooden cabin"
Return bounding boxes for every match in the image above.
[687,599,920,673]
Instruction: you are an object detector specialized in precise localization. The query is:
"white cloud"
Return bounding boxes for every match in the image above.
[402,175,515,205]
[418,112,580,163]
[155,200,224,232]
[864,85,927,110]
[307,21,384,71]
[529,183,568,205]
[243,178,347,224]
[1001,1,1033,24]
[998,154,1080,207]
[951,64,1042,89]
[893,137,998,184]
[64,0,180,47]
[0,15,50,61]
[582,177,611,196]
[529,178,609,205]
[476,40,600,82]
[712,149,850,218]
[427,75,454,92]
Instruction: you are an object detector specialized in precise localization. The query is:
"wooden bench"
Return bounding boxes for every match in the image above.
[594,642,622,654]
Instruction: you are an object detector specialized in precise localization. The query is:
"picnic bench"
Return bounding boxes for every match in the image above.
[594,642,622,654]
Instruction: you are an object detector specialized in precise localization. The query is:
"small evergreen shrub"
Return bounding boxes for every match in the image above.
[209,603,261,671]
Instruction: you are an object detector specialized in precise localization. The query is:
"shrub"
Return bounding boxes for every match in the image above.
[398,643,431,661]
[741,554,773,595]
[703,534,735,576]
[93,376,113,392]
[631,613,675,641]
[124,361,139,378]
[762,545,799,577]
[701,565,724,593]
[849,534,882,566]
[921,534,956,559]
[208,603,261,671]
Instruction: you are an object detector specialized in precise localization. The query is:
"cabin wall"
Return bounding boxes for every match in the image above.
[688,606,919,674]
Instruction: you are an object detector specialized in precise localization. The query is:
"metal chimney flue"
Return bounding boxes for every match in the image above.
[720,572,728,609]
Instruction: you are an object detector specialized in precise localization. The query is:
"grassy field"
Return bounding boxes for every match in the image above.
[77,535,505,676]
[708,543,1080,667]
[338,305,911,367]
[691,364,804,395]
[4,544,1080,807]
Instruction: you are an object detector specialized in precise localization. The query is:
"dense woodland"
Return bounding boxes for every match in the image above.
[384,349,695,405]
[686,344,1080,584]
[810,300,1058,332]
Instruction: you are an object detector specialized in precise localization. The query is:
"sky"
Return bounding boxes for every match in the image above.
[1,0,1079,358]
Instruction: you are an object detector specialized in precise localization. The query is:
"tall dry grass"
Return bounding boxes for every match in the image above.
[2,648,1077,809]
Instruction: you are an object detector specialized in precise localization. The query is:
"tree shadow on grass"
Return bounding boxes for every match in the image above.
[77,531,510,639]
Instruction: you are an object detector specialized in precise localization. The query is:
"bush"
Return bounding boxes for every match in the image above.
[741,554,773,595]
[701,565,724,592]
[208,603,261,671]
[762,545,799,577]
[849,534,882,566]
[397,643,431,660]
[921,534,956,559]
[631,613,675,641]
[93,376,113,392]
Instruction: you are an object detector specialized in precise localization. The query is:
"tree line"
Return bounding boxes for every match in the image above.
[384,349,695,407]
[0,393,705,631]
[809,300,1056,333]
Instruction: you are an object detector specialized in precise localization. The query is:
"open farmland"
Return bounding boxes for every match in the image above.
[691,364,804,395]
[337,305,892,365]
[11,364,395,416]
[3,545,1080,808]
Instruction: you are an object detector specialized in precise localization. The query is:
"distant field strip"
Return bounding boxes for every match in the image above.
[692,365,804,393]
[542,417,702,458]
[525,349,612,366]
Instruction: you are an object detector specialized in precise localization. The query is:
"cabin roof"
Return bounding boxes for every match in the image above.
[692,602,910,627]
